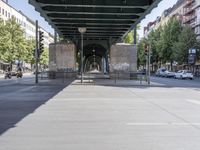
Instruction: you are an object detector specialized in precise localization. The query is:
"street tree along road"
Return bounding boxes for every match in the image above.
[0,17,48,68]
[137,18,200,71]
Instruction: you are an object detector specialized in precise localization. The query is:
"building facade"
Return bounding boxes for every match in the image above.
[183,0,200,40]
[144,0,186,37]
[144,0,200,41]
[0,0,54,47]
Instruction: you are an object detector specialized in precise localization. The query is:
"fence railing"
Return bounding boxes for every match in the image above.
[38,71,148,85]
[109,71,147,84]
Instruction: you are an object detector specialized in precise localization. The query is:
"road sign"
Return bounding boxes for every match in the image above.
[188,54,196,65]
[189,48,196,54]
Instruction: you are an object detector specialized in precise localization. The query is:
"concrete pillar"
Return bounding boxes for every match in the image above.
[54,30,57,44]
[110,44,137,78]
[49,41,77,78]
[133,27,137,45]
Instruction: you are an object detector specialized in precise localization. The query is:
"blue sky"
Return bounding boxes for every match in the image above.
[8,0,178,37]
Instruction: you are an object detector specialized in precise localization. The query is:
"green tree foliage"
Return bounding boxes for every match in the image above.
[0,18,9,59]
[124,30,134,44]
[124,25,140,44]
[137,17,198,70]
[25,39,35,64]
[2,17,27,63]
[0,17,49,68]
[137,27,163,68]
[40,47,49,65]
[172,26,197,64]
[137,38,147,67]
[159,18,182,65]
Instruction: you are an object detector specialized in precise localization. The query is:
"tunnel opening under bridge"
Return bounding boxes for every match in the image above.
[82,43,108,74]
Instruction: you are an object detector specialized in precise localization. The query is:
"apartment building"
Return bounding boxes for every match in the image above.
[144,0,185,36]
[183,0,200,40]
[0,0,54,47]
[144,0,200,41]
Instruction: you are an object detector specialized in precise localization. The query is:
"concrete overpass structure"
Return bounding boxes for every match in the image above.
[29,0,161,77]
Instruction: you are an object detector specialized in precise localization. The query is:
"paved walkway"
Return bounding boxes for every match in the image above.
[0,79,200,150]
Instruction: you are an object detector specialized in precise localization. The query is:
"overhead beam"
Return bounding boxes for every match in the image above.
[39,3,149,9]
[50,17,137,21]
[62,33,123,36]
[57,26,130,29]
[63,34,121,38]
[60,29,125,33]
[55,22,132,26]
[46,11,142,16]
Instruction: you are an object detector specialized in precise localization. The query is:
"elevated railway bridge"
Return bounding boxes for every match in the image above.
[29,0,161,78]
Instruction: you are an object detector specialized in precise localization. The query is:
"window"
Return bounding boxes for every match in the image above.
[0,7,1,13]
[5,11,7,17]
[8,13,10,18]
[2,9,4,15]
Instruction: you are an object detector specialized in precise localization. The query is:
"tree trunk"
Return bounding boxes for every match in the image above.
[170,60,173,71]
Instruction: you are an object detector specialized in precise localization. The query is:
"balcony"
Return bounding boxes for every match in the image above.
[184,0,195,8]
[184,5,196,15]
[183,15,196,24]
[190,21,196,28]
[191,20,200,28]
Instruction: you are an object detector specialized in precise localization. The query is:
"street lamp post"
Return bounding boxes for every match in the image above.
[78,27,87,83]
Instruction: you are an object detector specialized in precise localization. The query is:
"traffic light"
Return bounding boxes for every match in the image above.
[39,31,44,57]
[144,44,148,56]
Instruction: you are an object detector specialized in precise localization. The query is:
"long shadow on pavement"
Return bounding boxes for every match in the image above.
[0,79,74,135]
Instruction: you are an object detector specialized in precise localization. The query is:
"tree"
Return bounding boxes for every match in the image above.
[24,39,35,65]
[124,25,140,44]
[172,26,197,64]
[137,38,147,67]
[0,18,9,60]
[159,18,182,69]
[124,30,134,43]
[147,27,162,70]
[40,47,49,66]
[2,17,27,64]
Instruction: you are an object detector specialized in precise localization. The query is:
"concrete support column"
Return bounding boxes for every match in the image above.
[110,44,137,78]
[54,30,57,44]
[133,27,137,45]
[49,41,77,78]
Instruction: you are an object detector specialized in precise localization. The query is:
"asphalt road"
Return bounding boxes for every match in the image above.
[0,76,200,150]
[151,76,200,88]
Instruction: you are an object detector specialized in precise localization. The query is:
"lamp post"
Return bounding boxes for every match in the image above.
[78,27,87,83]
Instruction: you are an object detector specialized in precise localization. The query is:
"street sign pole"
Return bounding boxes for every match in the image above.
[78,27,87,83]
[35,20,39,84]
[148,45,151,85]
[81,33,83,83]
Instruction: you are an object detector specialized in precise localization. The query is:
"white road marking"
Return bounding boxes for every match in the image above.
[126,123,168,126]
[126,122,200,126]
[186,99,200,105]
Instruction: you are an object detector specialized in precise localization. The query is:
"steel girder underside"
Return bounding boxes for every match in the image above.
[29,0,161,42]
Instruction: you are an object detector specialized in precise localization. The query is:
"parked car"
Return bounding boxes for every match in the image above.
[156,68,167,77]
[164,70,175,78]
[175,70,193,80]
